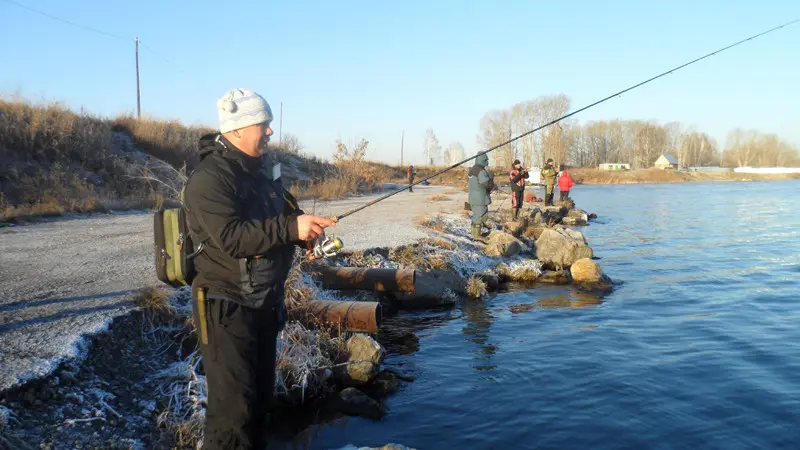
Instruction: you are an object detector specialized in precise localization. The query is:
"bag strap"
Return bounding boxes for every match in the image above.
[180,171,206,259]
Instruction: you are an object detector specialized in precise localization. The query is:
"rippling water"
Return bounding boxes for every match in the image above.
[296,180,800,449]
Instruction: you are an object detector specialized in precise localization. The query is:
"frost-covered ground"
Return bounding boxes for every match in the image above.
[0,184,463,392]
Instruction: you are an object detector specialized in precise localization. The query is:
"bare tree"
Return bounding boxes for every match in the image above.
[277,133,304,154]
[478,109,513,168]
[477,93,799,169]
[423,128,442,165]
[333,138,369,174]
[445,141,466,166]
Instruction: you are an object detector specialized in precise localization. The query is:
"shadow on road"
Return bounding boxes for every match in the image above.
[0,302,133,333]
[0,290,137,314]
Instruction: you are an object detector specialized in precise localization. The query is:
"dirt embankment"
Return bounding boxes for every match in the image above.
[568,168,800,185]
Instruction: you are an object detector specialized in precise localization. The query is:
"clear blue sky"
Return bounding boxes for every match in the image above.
[1,0,798,165]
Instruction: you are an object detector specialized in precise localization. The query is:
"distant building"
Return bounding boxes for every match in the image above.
[654,154,679,170]
[598,163,631,171]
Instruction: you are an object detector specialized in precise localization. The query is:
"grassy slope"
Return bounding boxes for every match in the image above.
[0,98,420,221]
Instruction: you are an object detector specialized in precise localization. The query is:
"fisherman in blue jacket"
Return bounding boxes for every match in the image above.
[467,152,493,243]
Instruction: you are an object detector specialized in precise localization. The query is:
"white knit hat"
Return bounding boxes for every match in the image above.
[216,88,273,134]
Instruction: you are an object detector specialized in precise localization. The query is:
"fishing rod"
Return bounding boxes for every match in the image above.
[333,18,798,222]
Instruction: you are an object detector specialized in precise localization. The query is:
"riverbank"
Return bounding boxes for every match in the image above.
[300,180,800,449]
[568,168,800,185]
[0,187,611,448]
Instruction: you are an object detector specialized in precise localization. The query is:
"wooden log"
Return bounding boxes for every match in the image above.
[294,299,382,334]
[309,267,416,292]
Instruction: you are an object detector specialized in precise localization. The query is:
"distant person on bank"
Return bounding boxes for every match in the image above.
[541,158,558,206]
[467,153,493,242]
[558,169,574,201]
[508,159,529,220]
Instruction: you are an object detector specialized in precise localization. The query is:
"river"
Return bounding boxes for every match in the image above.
[296,180,800,449]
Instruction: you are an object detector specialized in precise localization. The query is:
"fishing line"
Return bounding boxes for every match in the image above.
[334,18,799,222]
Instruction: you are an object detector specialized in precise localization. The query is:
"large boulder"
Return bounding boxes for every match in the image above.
[335,334,385,385]
[555,199,576,210]
[329,387,388,420]
[522,225,546,240]
[570,258,613,295]
[528,207,544,224]
[537,270,571,284]
[502,217,529,237]
[570,258,604,283]
[484,231,525,257]
[568,208,590,222]
[534,227,594,268]
[541,206,568,225]
[368,370,404,396]
[562,216,587,226]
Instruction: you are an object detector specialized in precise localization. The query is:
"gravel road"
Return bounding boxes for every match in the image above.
[0,184,464,392]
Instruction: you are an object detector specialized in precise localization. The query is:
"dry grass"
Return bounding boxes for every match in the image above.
[466,276,488,298]
[111,115,212,169]
[150,274,348,447]
[0,96,383,221]
[288,172,387,201]
[0,98,188,221]
[419,237,457,251]
[134,286,175,316]
[417,213,447,233]
[427,194,451,202]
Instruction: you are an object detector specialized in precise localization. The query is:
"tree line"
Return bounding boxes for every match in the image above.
[421,94,799,169]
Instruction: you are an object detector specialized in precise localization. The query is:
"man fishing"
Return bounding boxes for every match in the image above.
[541,158,558,206]
[182,88,336,449]
[508,159,529,221]
[407,164,416,192]
[468,153,493,242]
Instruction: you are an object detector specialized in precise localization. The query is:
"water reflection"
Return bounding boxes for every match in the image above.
[508,290,603,313]
[461,297,497,372]
[378,312,453,355]
[298,181,800,450]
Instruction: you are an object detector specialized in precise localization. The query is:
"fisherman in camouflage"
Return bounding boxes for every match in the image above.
[541,158,558,206]
[468,153,493,243]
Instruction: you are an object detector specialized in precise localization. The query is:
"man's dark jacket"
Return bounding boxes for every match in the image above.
[183,133,305,309]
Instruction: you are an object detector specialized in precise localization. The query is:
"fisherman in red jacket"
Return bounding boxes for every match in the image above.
[508,159,529,220]
[558,169,574,201]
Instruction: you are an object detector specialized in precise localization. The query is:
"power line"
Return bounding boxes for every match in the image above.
[137,40,194,78]
[335,18,800,221]
[3,0,193,77]
[3,0,203,111]
[1,0,128,41]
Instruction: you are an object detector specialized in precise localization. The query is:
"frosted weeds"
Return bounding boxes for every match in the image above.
[155,350,206,445]
[276,322,338,403]
[0,405,17,434]
[496,259,544,281]
[155,265,344,445]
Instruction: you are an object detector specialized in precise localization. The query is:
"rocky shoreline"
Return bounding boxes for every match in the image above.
[0,195,611,449]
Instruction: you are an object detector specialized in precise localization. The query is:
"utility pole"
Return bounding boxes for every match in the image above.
[135,37,141,119]
[400,130,404,166]
[279,101,283,147]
